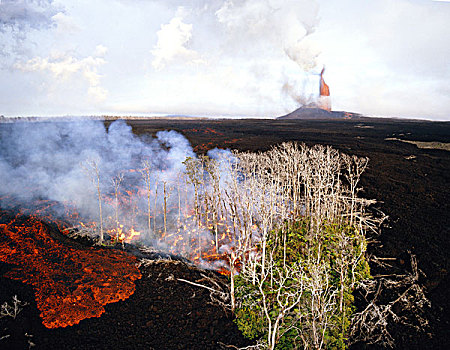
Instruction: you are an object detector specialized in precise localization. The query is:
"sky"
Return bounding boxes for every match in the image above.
[0,0,449,120]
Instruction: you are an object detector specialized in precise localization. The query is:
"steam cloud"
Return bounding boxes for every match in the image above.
[212,0,322,108]
[1,1,324,117]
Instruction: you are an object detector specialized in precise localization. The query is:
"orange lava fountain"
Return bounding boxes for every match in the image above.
[319,67,331,111]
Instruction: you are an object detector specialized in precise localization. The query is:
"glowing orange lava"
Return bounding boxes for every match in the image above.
[320,67,330,97]
[319,67,331,111]
[0,211,141,328]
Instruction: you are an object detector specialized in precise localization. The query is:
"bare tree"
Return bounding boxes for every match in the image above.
[111,171,124,243]
[183,157,202,225]
[81,159,104,243]
[162,181,172,238]
[350,254,431,348]
[343,154,369,225]
[0,295,28,319]
[206,142,381,349]
[153,176,159,235]
[139,160,152,238]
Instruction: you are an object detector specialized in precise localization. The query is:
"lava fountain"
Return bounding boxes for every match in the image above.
[319,66,331,111]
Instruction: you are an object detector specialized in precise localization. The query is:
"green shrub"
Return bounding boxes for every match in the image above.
[234,217,371,349]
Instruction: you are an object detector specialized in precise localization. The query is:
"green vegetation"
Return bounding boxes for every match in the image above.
[386,138,450,151]
[76,140,378,349]
[234,219,371,349]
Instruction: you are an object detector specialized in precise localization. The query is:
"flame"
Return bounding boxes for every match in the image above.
[125,227,140,243]
[0,210,141,328]
[0,153,247,293]
[105,224,141,244]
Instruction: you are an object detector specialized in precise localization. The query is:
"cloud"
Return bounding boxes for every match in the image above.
[0,0,63,72]
[0,0,61,57]
[0,0,59,30]
[0,0,448,119]
[51,11,79,34]
[151,8,205,70]
[94,44,108,57]
[14,45,108,102]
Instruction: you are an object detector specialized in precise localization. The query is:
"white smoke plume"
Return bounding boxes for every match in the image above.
[0,120,193,227]
[0,120,247,268]
[150,0,322,110]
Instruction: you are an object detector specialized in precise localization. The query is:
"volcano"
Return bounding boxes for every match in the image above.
[278,66,358,119]
[277,105,363,120]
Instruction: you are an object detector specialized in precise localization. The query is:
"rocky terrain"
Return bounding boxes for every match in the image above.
[1,116,449,349]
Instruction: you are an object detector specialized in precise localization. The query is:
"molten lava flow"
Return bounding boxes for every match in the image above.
[224,139,241,145]
[183,127,224,136]
[203,127,224,136]
[0,210,141,328]
[319,67,331,111]
[194,142,214,153]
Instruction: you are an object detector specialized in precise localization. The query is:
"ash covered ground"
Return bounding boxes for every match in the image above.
[1,117,449,349]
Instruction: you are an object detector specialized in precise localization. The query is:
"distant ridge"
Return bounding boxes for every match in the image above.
[278,105,363,120]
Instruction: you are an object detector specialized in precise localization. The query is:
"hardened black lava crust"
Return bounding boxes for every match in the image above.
[1,117,449,349]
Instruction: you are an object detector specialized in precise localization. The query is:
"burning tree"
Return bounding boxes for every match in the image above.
[139,160,152,239]
[110,171,124,244]
[88,141,375,349]
[81,159,105,243]
[188,143,380,349]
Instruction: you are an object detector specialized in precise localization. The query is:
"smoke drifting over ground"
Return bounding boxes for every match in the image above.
[0,120,195,235]
[0,120,256,271]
